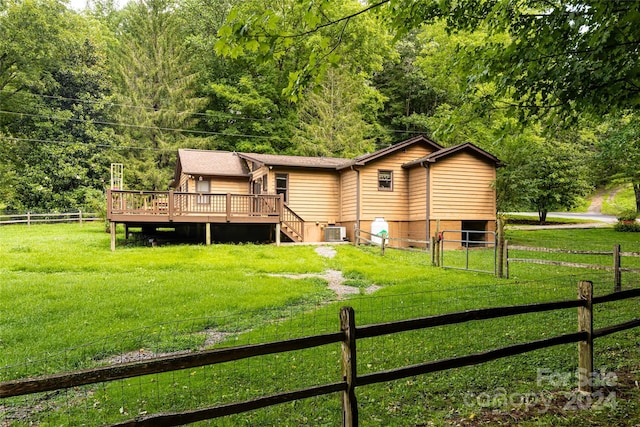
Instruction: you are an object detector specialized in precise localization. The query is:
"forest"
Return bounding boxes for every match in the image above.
[1,0,639,220]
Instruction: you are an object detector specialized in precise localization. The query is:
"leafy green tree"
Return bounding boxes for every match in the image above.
[597,112,640,213]
[496,131,592,223]
[109,0,206,190]
[216,0,393,101]
[0,1,116,212]
[220,0,640,118]
[293,67,382,158]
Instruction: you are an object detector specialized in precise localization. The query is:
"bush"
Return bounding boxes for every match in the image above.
[617,209,638,222]
[614,221,640,232]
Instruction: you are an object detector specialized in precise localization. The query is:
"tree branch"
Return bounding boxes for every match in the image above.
[277,0,390,38]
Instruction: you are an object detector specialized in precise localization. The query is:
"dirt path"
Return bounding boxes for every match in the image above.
[588,186,624,214]
[268,246,381,299]
[587,188,606,214]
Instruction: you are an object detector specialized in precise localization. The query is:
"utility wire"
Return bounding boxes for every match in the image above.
[0,135,174,151]
[0,89,274,122]
[0,110,277,139]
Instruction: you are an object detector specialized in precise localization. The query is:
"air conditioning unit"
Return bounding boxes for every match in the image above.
[325,226,346,242]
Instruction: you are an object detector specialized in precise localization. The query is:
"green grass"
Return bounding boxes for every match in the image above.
[602,184,637,216]
[1,223,639,426]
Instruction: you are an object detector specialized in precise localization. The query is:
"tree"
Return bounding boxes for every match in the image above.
[597,112,640,213]
[495,130,592,223]
[293,67,382,158]
[109,0,206,190]
[220,0,640,117]
[0,1,116,212]
[216,0,393,101]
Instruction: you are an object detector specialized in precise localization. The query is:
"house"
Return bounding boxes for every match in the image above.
[106,135,499,249]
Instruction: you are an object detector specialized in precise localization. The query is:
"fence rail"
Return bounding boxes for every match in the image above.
[505,242,640,291]
[0,211,99,226]
[354,227,431,254]
[1,282,639,426]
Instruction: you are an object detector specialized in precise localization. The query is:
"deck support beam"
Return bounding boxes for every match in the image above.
[110,222,116,252]
[205,223,211,245]
[275,223,281,246]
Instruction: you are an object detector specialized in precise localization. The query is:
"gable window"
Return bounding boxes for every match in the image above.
[378,170,393,191]
[275,173,288,203]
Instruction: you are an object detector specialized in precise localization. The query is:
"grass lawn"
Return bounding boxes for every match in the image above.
[1,223,639,426]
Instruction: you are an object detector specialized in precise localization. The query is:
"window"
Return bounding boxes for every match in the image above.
[262,175,268,192]
[196,179,210,204]
[378,170,393,191]
[275,173,288,203]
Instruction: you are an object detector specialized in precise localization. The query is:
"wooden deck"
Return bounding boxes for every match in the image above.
[107,189,304,249]
[107,189,283,225]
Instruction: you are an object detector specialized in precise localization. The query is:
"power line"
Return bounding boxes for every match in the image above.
[0,135,173,151]
[0,110,278,139]
[0,89,274,122]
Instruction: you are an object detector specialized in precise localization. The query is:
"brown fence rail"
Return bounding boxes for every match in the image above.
[0,211,99,226]
[1,282,639,426]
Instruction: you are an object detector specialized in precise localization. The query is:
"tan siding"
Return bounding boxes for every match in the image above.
[408,166,427,221]
[276,169,341,222]
[340,169,357,221]
[209,177,250,194]
[179,174,249,194]
[360,145,434,221]
[430,152,496,219]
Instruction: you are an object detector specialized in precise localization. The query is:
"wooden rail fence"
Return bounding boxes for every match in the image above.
[505,242,640,291]
[0,211,99,226]
[1,281,639,426]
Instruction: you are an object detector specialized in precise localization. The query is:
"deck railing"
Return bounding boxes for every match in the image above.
[107,190,282,221]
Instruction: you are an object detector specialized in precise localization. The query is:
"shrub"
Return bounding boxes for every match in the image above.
[614,221,640,232]
[617,209,638,222]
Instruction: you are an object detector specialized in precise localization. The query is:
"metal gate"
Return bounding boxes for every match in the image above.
[440,230,497,274]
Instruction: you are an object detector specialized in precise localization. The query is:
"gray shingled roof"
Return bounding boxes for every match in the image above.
[238,152,352,169]
[177,149,250,177]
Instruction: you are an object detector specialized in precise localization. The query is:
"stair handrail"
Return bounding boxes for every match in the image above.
[280,200,304,242]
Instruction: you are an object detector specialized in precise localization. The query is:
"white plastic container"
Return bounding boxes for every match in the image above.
[370,217,389,245]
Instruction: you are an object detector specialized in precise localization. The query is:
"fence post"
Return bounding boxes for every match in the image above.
[504,240,509,279]
[27,212,31,227]
[380,233,387,256]
[430,236,437,266]
[577,280,593,393]
[340,306,358,427]
[613,244,621,292]
[79,209,83,226]
[496,218,504,278]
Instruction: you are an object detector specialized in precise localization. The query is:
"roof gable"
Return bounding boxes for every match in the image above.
[403,142,501,168]
[341,135,443,169]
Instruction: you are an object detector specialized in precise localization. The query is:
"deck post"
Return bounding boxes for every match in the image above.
[205,223,211,245]
[275,223,281,246]
[168,190,174,221]
[110,222,116,252]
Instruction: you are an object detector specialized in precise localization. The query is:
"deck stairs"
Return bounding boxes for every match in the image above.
[280,205,304,242]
